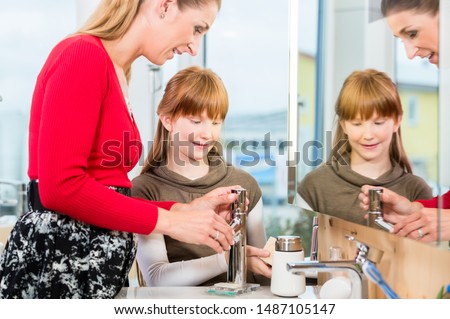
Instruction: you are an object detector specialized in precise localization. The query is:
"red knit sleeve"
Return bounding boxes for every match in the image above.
[34,37,174,234]
[416,191,450,209]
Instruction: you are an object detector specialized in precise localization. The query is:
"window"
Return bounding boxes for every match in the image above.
[0,1,76,182]
[407,96,419,126]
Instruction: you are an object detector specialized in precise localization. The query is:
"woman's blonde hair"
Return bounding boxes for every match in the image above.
[142,66,228,172]
[77,0,222,81]
[330,69,412,173]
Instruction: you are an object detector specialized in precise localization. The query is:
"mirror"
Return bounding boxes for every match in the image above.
[289,0,448,249]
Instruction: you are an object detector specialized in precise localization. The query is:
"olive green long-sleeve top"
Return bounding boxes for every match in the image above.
[298,155,433,225]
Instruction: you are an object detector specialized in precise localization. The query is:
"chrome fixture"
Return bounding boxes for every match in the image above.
[310,216,319,261]
[368,188,394,232]
[367,188,383,228]
[287,236,384,299]
[0,179,27,218]
[227,188,248,285]
[208,188,259,296]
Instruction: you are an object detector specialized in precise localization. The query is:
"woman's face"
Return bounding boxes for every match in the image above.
[162,111,223,165]
[386,9,439,65]
[140,2,219,65]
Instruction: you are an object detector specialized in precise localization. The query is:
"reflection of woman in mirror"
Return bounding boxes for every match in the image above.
[381,0,439,65]
[298,69,433,225]
[359,0,450,242]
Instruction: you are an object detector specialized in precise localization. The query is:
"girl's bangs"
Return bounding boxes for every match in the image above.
[339,82,401,121]
[174,82,228,120]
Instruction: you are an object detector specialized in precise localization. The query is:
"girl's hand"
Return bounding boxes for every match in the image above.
[246,245,272,278]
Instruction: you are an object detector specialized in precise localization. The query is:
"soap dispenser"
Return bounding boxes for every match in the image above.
[270,235,305,297]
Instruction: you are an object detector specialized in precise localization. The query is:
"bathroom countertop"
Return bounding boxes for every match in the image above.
[116,286,320,299]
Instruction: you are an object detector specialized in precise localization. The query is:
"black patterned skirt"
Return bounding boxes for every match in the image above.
[0,181,136,299]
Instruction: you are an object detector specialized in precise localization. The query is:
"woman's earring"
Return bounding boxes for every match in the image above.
[160,12,165,19]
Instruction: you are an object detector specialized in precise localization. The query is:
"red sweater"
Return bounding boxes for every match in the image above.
[28,35,173,234]
[417,190,450,208]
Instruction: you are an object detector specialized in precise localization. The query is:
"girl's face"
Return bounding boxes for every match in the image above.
[386,9,439,65]
[341,113,400,165]
[161,111,223,165]
[140,1,219,65]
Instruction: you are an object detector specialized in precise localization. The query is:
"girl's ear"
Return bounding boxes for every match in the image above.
[339,120,347,134]
[393,115,403,132]
[160,114,173,131]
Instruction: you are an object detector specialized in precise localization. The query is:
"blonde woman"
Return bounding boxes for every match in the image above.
[0,0,237,299]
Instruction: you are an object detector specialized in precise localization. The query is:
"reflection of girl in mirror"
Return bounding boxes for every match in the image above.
[132,66,271,287]
[298,69,433,225]
[359,0,450,242]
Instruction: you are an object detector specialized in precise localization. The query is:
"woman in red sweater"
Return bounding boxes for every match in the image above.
[0,0,236,299]
[359,0,450,242]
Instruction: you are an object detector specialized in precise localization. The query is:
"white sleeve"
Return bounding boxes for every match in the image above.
[246,197,267,248]
[136,233,228,287]
[295,193,313,210]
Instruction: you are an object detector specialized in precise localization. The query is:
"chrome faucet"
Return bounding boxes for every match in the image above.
[208,188,259,295]
[227,188,248,286]
[287,236,384,299]
[0,179,27,218]
[309,216,319,261]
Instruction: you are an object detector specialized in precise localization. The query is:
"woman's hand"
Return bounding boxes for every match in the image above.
[391,208,440,242]
[174,185,249,222]
[358,185,448,242]
[156,186,250,253]
[155,208,234,253]
[359,185,422,223]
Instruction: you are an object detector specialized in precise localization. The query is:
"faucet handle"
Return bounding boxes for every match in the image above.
[229,215,243,237]
[345,235,384,265]
[231,188,247,213]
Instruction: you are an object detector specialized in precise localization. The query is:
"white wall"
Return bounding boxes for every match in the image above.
[76,0,100,26]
